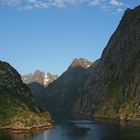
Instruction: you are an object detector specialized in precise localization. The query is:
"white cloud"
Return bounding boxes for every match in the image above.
[110,0,122,7]
[90,0,100,6]
[26,0,48,8]
[89,0,125,12]
[51,0,65,7]
[101,4,110,11]
[0,0,21,6]
[0,0,126,12]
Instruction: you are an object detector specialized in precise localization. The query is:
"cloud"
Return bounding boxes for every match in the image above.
[89,0,125,12]
[23,0,49,9]
[0,0,21,7]
[0,0,86,9]
[0,0,127,12]
[110,0,123,7]
[90,0,100,6]
[51,0,65,7]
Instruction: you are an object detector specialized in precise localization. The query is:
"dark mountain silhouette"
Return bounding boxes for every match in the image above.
[44,58,93,119]
[73,6,140,121]
[0,61,52,131]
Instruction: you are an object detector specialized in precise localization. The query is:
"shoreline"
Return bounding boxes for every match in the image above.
[0,124,53,133]
[72,112,140,123]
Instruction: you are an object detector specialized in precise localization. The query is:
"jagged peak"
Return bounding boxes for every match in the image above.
[34,69,45,75]
[69,58,92,69]
[122,5,140,19]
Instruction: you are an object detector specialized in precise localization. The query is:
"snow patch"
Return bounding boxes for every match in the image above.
[44,74,50,85]
[87,65,90,68]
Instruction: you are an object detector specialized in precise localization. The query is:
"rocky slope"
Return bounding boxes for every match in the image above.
[28,82,48,111]
[22,70,58,87]
[45,58,93,119]
[22,70,58,111]
[0,61,52,132]
[73,6,140,121]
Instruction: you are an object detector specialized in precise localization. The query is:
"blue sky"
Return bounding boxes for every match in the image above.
[0,0,139,75]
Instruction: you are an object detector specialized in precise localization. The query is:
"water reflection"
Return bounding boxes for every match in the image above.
[43,130,50,140]
[1,120,140,140]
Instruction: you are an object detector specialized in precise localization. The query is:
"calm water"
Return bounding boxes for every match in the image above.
[1,120,140,140]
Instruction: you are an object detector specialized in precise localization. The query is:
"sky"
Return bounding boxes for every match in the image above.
[0,0,139,75]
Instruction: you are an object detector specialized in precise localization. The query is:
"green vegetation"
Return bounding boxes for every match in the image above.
[0,90,52,129]
[94,79,140,120]
[10,109,52,129]
[0,61,53,131]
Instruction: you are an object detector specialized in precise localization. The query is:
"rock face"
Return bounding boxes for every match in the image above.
[22,70,58,87]
[28,82,48,110]
[0,61,52,131]
[22,70,58,111]
[73,6,140,121]
[45,58,93,119]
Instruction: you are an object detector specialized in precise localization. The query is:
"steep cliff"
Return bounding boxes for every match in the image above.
[73,6,140,121]
[45,58,92,119]
[0,61,52,131]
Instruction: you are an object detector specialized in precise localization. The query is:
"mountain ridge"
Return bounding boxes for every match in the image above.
[73,5,140,121]
[0,61,53,132]
[43,58,93,119]
[22,70,58,87]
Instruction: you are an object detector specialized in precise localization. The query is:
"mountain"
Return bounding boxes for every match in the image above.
[44,58,93,119]
[22,70,58,111]
[22,70,58,87]
[0,61,52,132]
[28,82,48,110]
[73,6,140,121]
